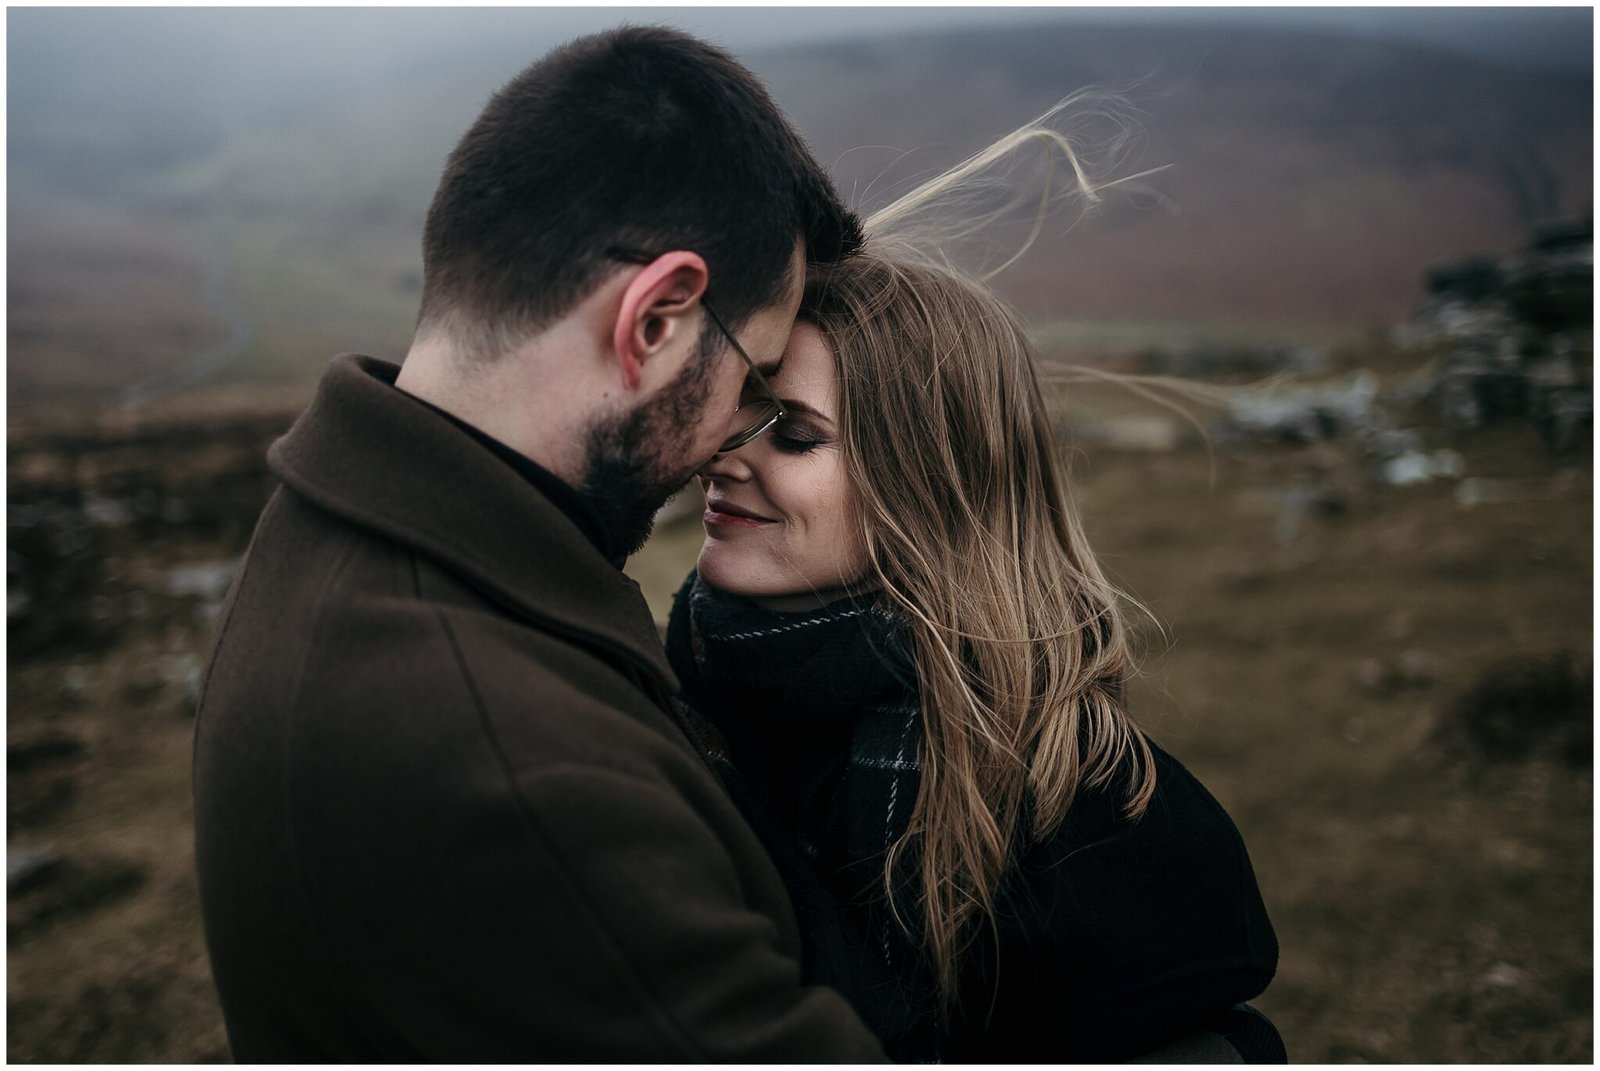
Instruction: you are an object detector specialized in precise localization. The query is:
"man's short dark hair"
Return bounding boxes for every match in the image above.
[418,25,864,360]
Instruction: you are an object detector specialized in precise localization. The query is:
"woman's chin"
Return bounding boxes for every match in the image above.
[696,543,794,602]
[697,541,875,610]
[695,542,759,597]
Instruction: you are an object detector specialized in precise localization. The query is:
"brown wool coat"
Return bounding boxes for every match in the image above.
[191,354,886,1062]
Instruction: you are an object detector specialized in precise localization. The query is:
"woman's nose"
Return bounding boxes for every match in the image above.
[697,445,755,481]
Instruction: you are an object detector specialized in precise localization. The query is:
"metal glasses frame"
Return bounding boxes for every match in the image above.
[604,246,786,452]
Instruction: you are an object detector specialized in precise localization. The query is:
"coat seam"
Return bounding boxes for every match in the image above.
[191,495,265,794]
[279,532,393,1055]
[433,607,706,1061]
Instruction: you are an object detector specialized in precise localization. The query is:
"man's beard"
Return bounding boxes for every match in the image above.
[579,340,716,561]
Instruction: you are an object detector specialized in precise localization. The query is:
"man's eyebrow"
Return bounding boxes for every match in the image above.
[753,359,783,378]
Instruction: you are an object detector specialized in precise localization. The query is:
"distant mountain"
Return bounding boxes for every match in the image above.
[8,18,1592,402]
[756,22,1591,331]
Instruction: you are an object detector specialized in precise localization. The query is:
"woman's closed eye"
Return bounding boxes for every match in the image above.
[771,419,830,454]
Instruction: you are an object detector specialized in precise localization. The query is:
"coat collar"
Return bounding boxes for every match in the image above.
[268,354,675,689]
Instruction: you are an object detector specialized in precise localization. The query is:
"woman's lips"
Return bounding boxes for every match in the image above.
[703,498,776,529]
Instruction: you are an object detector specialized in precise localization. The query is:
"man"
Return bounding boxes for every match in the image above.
[192,27,884,1061]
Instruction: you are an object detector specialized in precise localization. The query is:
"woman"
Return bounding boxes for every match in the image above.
[666,120,1280,1063]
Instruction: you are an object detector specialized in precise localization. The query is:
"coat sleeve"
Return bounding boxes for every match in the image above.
[287,614,887,1063]
[960,743,1278,1062]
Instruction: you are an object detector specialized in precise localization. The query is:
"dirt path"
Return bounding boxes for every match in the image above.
[120,221,256,410]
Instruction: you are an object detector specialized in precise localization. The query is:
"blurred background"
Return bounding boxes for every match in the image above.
[7,6,1591,1062]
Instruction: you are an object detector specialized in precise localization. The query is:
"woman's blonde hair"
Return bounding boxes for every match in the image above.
[803,97,1160,1003]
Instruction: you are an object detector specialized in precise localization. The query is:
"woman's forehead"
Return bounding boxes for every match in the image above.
[772,322,840,403]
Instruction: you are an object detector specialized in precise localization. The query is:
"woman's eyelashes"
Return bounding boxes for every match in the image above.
[770,419,829,454]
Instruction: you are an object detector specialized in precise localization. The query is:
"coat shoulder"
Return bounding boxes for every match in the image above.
[1012,737,1277,975]
[964,737,1279,1061]
[288,546,705,795]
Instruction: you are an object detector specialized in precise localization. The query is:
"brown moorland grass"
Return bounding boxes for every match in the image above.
[5,400,1590,1062]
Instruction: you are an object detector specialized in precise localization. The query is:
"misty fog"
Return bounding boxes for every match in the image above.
[7,6,1592,402]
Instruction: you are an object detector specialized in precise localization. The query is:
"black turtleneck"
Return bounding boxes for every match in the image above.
[393,386,618,565]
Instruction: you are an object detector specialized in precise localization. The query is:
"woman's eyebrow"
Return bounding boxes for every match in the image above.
[777,398,835,427]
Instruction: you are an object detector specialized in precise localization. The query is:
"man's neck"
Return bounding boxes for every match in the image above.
[393,385,621,566]
[395,333,592,486]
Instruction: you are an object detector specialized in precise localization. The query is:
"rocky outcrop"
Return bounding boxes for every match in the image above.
[1395,219,1592,453]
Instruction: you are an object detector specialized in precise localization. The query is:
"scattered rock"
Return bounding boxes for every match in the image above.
[1396,648,1438,687]
[7,846,64,891]
[164,561,236,603]
[163,653,204,710]
[81,496,135,528]
[1381,449,1464,486]
[1223,370,1380,444]
[1476,962,1534,993]
[1396,219,1592,454]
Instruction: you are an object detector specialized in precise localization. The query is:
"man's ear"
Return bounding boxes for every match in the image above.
[611,251,709,390]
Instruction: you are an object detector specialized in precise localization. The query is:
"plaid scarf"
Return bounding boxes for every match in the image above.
[665,571,946,1060]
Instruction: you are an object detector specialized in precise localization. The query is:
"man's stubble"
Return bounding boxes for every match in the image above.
[578,331,721,561]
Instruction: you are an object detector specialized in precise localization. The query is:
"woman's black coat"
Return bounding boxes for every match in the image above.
[666,573,1279,1062]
